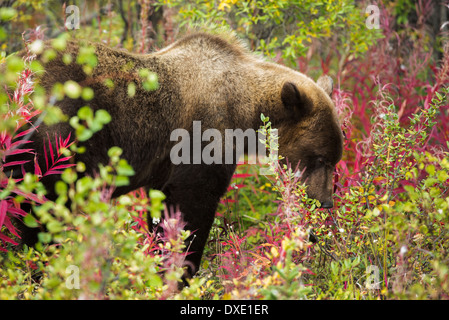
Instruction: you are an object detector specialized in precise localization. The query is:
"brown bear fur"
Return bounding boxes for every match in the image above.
[9,31,343,279]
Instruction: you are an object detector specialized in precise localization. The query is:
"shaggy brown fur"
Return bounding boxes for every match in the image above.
[9,32,344,279]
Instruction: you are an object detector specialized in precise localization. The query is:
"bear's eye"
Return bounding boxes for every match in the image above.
[316,157,325,166]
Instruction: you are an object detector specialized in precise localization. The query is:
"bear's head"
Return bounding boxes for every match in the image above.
[277,75,343,208]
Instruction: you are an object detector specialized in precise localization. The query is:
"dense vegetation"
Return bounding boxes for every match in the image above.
[0,0,448,300]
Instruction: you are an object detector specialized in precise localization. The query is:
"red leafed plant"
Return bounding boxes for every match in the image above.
[0,33,75,252]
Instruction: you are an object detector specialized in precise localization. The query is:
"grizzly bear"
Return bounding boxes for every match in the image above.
[8,32,344,280]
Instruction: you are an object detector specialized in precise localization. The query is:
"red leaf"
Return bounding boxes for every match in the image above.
[47,134,54,166]
[3,216,21,238]
[13,127,36,139]
[43,164,75,177]
[11,187,46,204]
[0,200,7,229]
[34,155,42,177]
[43,136,49,171]
[7,206,28,217]
[50,164,76,171]
[5,148,34,156]
[10,139,33,148]
[2,160,30,167]
[0,231,19,246]
[56,156,73,163]
[63,132,73,147]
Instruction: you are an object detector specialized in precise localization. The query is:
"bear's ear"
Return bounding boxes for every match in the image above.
[281,82,310,119]
[317,75,333,97]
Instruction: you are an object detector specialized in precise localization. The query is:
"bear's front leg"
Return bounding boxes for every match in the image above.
[160,163,236,280]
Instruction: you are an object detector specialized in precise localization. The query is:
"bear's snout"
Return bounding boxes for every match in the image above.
[320,200,333,208]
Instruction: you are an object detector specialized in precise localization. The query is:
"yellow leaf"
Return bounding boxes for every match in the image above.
[218,1,230,11]
[271,246,279,258]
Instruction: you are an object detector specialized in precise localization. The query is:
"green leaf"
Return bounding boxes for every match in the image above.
[6,55,24,73]
[55,181,68,195]
[437,170,448,182]
[148,274,163,288]
[78,106,93,120]
[149,189,165,201]
[61,169,78,184]
[38,232,52,244]
[47,220,63,233]
[51,37,67,51]
[69,116,80,129]
[76,176,93,194]
[108,146,123,158]
[95,109,111,124]
[425,164,435,176]
[64,80,82,99]
[62,53,73,65]
[114,176,130,187]
[117,159,135,176]
[42,106,67,125]
[76,45,98,68]
[142,73,159,91]
[24,214,39,228]
[76,126,93,141]
[127,82,136,97]
[81,87,94,101]
[0,7,17,21]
